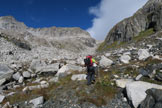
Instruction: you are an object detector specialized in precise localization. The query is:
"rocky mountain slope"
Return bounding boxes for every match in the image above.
[0,16,96,63]
[99,0,162,51]
[0,27,162,108]
[1,0,162,108]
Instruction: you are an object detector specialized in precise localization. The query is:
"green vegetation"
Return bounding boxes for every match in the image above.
[97,28,155,52]
[133,28,155,42]
[97,41,107,52]
[97,41,126,52]
[141,57,162,67]
[3,83,59,105]
[141,77,162,85]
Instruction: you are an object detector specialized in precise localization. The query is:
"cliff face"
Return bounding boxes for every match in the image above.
[104,0,162,45]
[0,16,96,63]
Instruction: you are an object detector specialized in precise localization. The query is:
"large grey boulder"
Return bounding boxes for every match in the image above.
[29,96,44,107]
[120,54,131,64]
[0,78,7,86]
[37,63,59,75]
[12,72,21,81]
[0,94,5,103]
[22,71,31,78]
[49,77,59,83]
[66,64,83,72]
[0,63,14,80]
[18,76,24,83]
[126,81,162,108]
[29,59,46,72]
[55,65,71,78]
[2,102,12,108]
[56,64,83,78]
[71,74,87,81]
[76,57,85,65]
[99,56,113,68]
[139,88,162,108]
[138,49,150,60]
[135,74,143,81]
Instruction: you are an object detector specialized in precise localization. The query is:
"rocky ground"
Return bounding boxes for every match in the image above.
[0,28,162,108]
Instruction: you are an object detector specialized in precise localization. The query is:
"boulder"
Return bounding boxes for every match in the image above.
[139,68,150,76]
[155,72,162,81]
[139,88,162,108]
[105,53,111,57]
[23,83,49,92]
[40,81,48,85]
[115,79,134,88]
[18,76,24,83]
[135,74,143,81]
[126,81,162,108]
[99,56,113,68]
[55,64,82,78]
[0,63,14,80]
[0,94,5,103]
[2,102,12,108]
[55,65,70,78]
[66,64,83,72]
[29,96,44,107]
[120,54,131,64]
[0,78,6,86]
[71,74,87,81]
[76,57,85,65]
[22,71,31,78]
[29,59,46,72]
[37,63,59,75]
[49,77,59,83]
[12,72,21,81]
[138,49,150,60]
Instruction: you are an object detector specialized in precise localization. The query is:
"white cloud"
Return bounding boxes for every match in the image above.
[87,0,148,40]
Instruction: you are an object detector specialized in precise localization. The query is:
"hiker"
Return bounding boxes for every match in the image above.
[84,55,98,85]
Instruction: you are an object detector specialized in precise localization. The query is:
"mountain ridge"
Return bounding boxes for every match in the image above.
[103,0,162,49]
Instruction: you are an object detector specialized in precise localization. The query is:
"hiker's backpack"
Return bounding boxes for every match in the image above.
[84,56,93,66]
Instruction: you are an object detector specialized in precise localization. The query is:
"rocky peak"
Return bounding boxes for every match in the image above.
[27,27,91,38]
[104,0,162,46]
[0,16,27,32]
[0,16,92,39]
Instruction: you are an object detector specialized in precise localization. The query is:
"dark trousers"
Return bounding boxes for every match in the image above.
[87,66,95,85]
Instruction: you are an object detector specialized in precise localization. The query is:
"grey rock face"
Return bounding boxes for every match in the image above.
[71,74,87,81]
[29,96,44,107]
[126,81,162,108]
[139,88,162,108]
[120,54,131,64]
[0,94,5,103]
[105,0,162,45]
[99,56,113,68]
[0,63,13,80]
[0,16,27,32]
[22,71,31,78]
[12,72,21,81]
[0,15,97,64]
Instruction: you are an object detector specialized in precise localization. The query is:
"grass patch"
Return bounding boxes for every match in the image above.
[97,41,127,52]
[4,83,59,105]
[141,57,162,67]
[97,41,107,52]
[76,69,118,107]
[97,28,155,52]
[79,96,107,107]
[141,77,162,85]
[133,28,155,42]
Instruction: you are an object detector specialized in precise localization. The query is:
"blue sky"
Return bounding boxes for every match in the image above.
[0,0,148,40]
[0,0,99,29]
